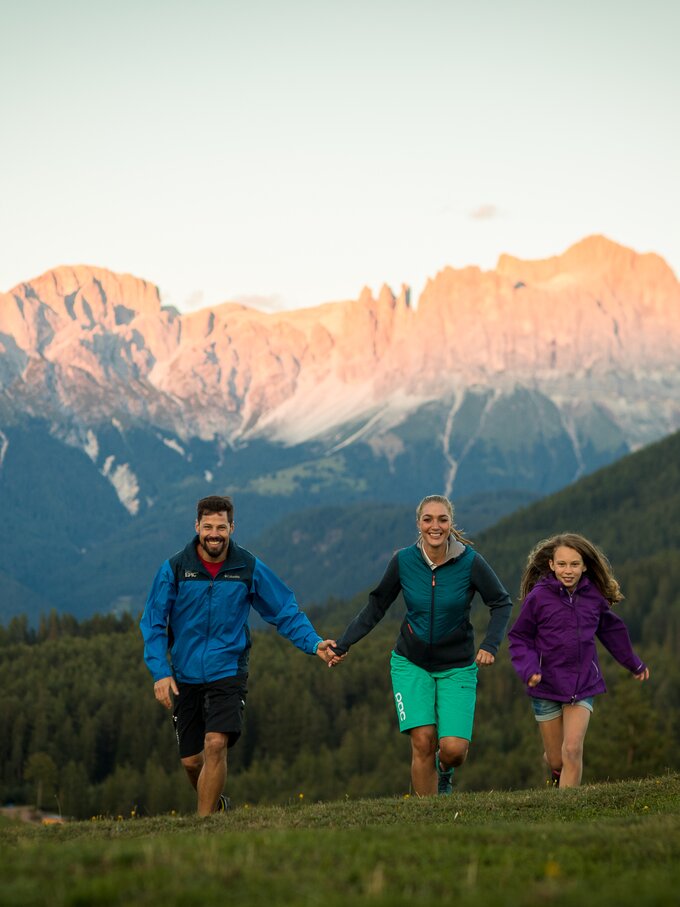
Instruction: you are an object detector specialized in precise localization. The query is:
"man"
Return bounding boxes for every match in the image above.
[140,494,336,815]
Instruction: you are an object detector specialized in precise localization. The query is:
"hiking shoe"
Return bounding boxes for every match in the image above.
[436,751,453,796]
[216,794,230,812]
[550,770,561,788]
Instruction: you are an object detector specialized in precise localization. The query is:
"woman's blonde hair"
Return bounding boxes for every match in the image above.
[415,494,471,546]
[520,532,622,604]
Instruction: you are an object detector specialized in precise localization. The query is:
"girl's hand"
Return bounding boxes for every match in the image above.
[633,667,650,681]
[527,673,542,688]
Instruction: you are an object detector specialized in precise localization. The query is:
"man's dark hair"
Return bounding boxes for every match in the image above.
[196,495,234,523]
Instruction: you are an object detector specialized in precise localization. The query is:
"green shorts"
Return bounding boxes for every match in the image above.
[390,651,478,740]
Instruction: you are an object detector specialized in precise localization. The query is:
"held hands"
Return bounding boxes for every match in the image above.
[315,639,348,668]
[154,676,179,709]
[316,639,345,667]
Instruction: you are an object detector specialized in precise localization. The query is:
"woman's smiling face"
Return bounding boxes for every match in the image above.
[418,501,451,556]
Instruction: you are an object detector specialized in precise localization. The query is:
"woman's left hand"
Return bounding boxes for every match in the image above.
[475,649,495,666]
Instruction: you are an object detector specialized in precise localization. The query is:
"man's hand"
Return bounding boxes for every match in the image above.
[154,676,179,709]
[475,648,495,666]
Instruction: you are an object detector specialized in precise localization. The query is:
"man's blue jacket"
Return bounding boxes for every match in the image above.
[140,536,322,683]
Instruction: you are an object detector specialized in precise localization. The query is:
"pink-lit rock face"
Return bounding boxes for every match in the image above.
[0,235,678,446]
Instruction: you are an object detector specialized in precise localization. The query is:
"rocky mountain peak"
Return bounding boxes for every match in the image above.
[0,238,678,454]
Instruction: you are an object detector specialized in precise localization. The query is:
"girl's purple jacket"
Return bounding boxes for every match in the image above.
[508,574,646,702]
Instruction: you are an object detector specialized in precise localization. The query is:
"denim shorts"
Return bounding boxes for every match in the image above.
[531,696,594,722]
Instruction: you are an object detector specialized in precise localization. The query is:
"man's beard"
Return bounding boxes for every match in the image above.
[202,536,227,558]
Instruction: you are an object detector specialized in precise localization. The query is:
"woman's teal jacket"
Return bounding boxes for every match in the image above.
[334,542,512,671]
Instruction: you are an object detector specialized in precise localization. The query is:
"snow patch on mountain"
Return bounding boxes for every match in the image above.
[84,430,99,462]
[248,376,379,445]
[162,437,185,457]
[101,455,140,515]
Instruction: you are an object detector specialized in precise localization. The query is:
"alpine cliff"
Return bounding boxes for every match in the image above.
[0,235,678,620]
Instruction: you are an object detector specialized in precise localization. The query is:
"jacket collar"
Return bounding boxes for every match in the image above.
[417,537,467,567]
[540,573,592,595]
[184,535,244,574]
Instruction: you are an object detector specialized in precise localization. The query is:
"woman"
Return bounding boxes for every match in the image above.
[330,495,512,796]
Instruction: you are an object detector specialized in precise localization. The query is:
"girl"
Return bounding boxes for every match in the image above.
[329,494,512,796]
[508,533,649,788]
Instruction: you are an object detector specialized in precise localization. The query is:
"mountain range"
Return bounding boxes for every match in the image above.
[0,234,678,621]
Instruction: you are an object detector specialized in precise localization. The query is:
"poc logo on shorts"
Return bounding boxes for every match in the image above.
[395,691,406,722]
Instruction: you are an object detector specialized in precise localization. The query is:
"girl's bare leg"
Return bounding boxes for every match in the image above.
[559,705,591,788]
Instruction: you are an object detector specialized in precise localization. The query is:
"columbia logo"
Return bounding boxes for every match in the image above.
[222,574,241,580]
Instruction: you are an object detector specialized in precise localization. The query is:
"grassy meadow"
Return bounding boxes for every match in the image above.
[1,773,679,906]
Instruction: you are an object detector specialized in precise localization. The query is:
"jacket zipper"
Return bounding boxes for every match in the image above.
[570,589,580,703]
[430,570,436,647]
[202,578,214,682]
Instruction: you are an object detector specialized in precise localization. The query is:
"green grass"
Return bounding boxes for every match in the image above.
[2,774,679,906]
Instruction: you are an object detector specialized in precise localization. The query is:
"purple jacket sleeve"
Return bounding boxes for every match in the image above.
[507,594,542,685]
[596,606,647,674]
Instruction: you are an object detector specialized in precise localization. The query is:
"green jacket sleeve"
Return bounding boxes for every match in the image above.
[333,553,402,653]
[470,552,513,655]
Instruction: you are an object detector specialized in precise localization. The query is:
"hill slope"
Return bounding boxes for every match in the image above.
[1,775,679,907]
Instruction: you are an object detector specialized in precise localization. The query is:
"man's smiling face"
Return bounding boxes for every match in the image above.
[196,511,233,562]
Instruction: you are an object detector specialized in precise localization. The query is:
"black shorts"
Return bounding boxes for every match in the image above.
[172,675,248,758]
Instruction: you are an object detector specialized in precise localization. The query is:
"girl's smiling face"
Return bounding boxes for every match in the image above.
[549,546,586,591]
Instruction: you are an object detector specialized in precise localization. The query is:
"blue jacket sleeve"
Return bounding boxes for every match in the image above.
[139,560,177,681]
[251,558,322,655]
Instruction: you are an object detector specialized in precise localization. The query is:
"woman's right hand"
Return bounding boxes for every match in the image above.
[527,673,542,688]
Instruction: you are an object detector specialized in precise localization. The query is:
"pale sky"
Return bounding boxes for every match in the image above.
[1,0,677,312]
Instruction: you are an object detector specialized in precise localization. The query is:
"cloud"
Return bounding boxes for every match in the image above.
[233,293,289,313]
[159,287,206,312]
[468,204,499,220]
[182,290,206,310]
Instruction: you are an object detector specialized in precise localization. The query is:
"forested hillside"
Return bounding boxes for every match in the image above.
[0,607,676,819]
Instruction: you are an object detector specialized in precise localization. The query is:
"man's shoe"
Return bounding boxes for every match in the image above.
[550,770,561,788]
[216,794,230,812]
[436,751,453,796]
